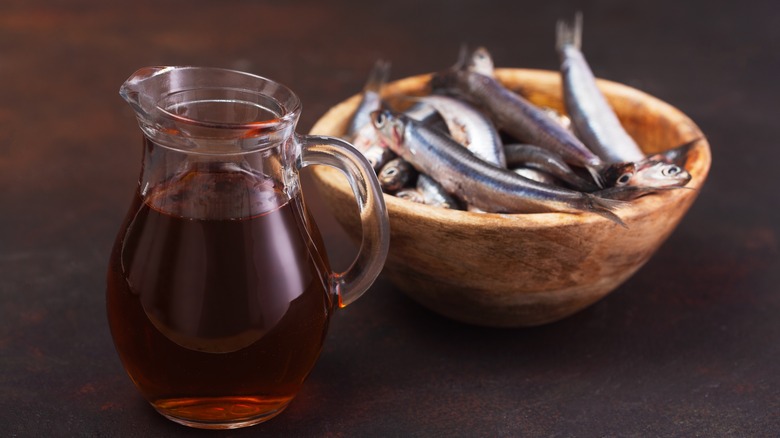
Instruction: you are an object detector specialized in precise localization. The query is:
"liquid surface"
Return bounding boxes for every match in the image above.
[107,169,332,427]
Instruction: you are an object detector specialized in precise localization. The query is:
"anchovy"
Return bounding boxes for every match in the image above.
[343,60,395,171]
[557,13,645,163]
[371,109,625,225]
[345,59,391,140]
[504,143,598,191]
[378,157,416,192]
[430,46,606,186]
[353,100,447,172]
[395,188,425,204]
[393,178,459,209]
[416,173,461,209]
[417,95,506,167]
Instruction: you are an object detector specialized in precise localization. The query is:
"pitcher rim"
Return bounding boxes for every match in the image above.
[120,66,303,132]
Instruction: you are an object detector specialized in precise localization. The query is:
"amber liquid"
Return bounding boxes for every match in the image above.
[106,167,332,429]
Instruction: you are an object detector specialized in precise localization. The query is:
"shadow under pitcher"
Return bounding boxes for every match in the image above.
[107,66,390,429]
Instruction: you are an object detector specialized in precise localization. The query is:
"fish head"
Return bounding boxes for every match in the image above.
[631,160,691,187]
[378,158,413,191]
[371,109,406,153]
[602,160,691,188]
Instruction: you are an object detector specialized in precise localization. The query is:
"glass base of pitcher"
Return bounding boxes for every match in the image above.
[152,395,293,429]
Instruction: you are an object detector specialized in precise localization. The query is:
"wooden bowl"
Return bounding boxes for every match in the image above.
[309,69,711,327]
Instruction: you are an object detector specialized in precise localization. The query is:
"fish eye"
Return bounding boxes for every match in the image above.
[373,111,386,128]
[616,173,632,185]
[663,165,681,176]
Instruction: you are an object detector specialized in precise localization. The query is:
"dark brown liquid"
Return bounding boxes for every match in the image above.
[106,168,332,428]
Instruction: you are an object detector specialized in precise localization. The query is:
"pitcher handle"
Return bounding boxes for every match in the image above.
[299,135,390,307]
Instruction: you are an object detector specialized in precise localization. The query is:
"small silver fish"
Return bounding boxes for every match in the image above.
[416,174,461,209]
[353,94,451,172]
[344,60,395,170]
[504,143,598,191]
[395,188,425,204]
[447,45,508,204]
[557,13,645,163]
[371,109,625,225]
[430,46,606,186]
[417,94,506,167]
[378,157,416,192]
[345,59,391,141]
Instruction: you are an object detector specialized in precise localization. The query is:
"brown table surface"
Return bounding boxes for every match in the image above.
[2,0,778,436]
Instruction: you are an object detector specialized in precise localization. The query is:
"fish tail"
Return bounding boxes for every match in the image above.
[453,44,470,71]
[556,11,583,52]
[467,47,496,77]
[364,59,391,94]
[430,47,468,93]
[584,193,627,227]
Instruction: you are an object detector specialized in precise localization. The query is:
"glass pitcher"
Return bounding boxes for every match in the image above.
[106,66,390,429]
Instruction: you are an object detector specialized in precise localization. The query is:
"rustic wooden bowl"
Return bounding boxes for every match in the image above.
[309,69,711,327]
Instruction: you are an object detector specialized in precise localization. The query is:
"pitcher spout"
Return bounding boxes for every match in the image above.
[120,66,176,122]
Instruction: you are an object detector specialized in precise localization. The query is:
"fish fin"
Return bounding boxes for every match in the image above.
[585,193,627,227]
[586,164,605,188]
[556,11,583,52]
[454,44,470,71]
[363,59,391,94]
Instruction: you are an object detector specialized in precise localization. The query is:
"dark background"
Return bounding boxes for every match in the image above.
[1,0,778,436]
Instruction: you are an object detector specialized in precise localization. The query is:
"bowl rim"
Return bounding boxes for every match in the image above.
[310,68,711,230]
